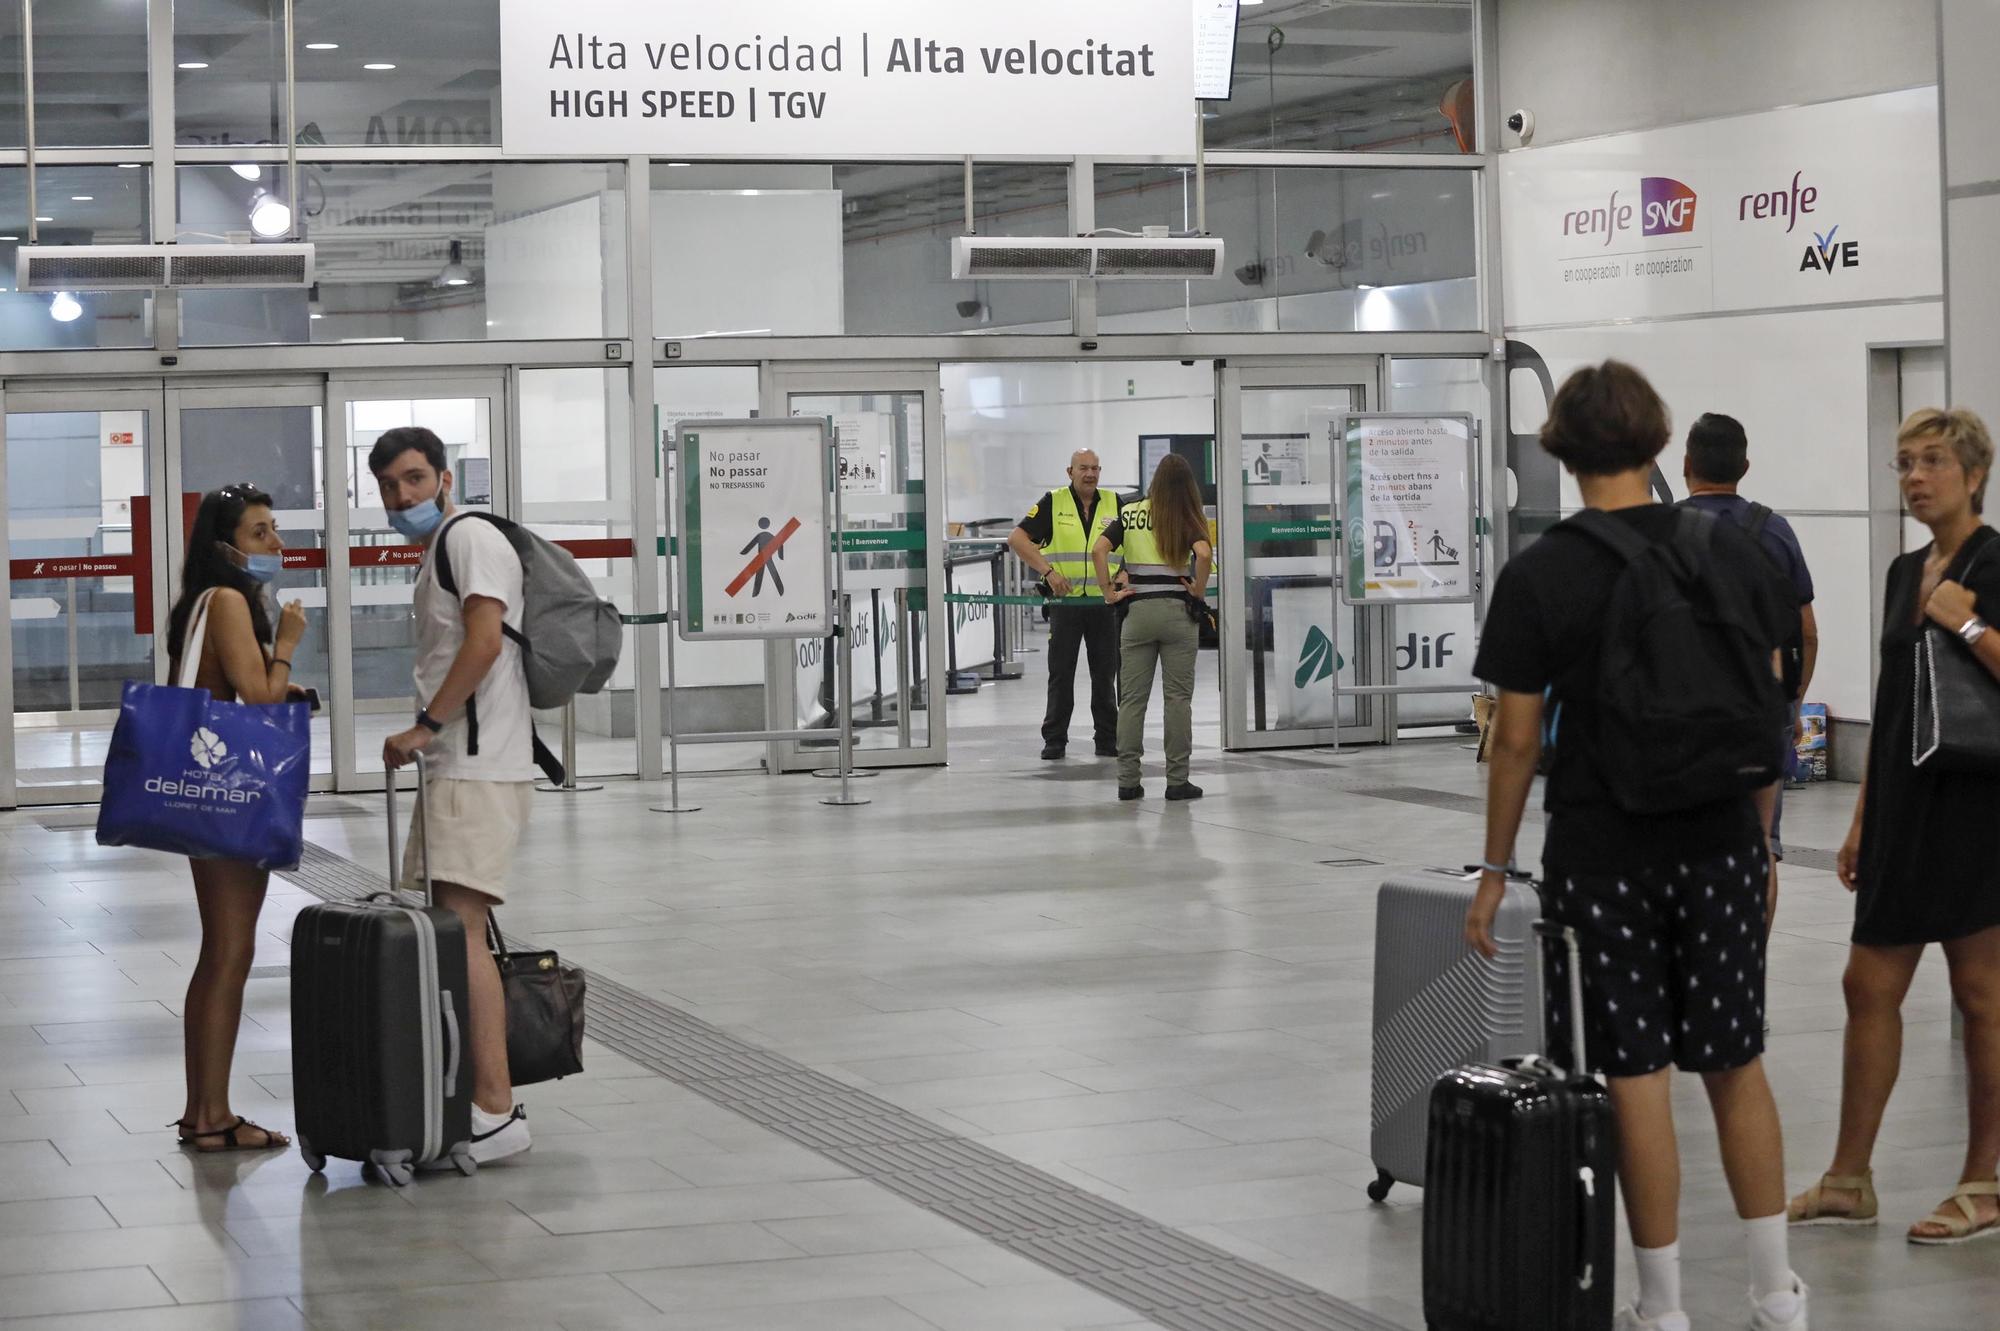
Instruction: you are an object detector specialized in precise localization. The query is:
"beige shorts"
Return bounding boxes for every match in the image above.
[399,778,535,903]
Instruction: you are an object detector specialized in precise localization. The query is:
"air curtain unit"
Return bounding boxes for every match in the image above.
[16,244,317,292]
[950,236,1226,281]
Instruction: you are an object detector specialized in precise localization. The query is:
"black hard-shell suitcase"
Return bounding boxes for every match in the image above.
[290,752,475,1186]
[1421,920,1617,1331]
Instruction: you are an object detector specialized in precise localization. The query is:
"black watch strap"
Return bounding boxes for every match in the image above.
[415,709,444,734]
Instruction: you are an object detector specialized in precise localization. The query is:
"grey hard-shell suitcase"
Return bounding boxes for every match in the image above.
[1366,868,1542,1201]
[290,752,475,1186]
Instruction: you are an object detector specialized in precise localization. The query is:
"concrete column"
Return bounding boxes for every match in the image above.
[1940,0,2000,426]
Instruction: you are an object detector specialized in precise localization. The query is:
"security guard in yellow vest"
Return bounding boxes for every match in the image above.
[1008,449,1122,760]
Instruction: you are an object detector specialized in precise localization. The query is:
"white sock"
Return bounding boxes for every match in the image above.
[1744,1212,1797,1309]
[1634,1241,1682,1320]
[472,1104,514,1132]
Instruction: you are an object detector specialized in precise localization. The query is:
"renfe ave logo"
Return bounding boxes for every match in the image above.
[1562,177,1698,246]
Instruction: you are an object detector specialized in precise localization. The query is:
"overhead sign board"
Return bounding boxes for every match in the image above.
[1338,414,1475,606]
[501,0,1196,158]
[1193,0,1240,100]
[678,419,832,641]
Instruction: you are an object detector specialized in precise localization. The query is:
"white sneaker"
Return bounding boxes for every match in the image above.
[1615,1306,1691,1331]
[1750,1275,1810,1331]
[467,1104,530,1164]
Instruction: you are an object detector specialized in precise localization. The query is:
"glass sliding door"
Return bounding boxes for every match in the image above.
[765,365,947,771]
[0,386,166,802]
[327,377,505,790]
[1218,361,1390,749]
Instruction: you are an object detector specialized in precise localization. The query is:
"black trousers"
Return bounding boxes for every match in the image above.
[1042,605,1119,747]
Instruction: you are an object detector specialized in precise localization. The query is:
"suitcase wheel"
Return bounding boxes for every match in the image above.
[450,1144,478,1178]
[379,1161,413,1188]
[1366,1169,1394,1203]
[298,1137,326,1174]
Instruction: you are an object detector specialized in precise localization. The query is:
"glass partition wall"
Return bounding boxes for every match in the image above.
[0,1,1499,801]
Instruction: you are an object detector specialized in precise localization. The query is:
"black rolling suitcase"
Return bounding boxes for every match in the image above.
[291,752,475,1186]
[1422,920,1617,1331]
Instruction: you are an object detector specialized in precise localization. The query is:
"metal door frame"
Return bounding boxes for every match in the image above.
[326,373,511,791]
[1218,358,1391,751]
[761,362,947,773]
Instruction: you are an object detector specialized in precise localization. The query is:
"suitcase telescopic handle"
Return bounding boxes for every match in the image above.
[385,750,434,906]
[1530,919,1588,1076]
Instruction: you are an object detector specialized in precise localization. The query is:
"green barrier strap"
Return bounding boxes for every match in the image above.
[619,612,674,626]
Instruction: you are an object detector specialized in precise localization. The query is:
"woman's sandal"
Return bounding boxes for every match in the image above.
[1787,1170,1879,1226]
[172,1116,290,1153]
[1908,1181,2000,1246]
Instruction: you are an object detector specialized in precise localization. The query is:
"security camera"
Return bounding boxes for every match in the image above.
[1505,109,1535,144]
[954,299,985,320]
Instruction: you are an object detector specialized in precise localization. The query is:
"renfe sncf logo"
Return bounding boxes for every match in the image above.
[1563,177,1698,246]
[1640,177,1697,235]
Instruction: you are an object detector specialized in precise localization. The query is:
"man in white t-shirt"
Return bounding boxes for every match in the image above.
[373,425,534,1165]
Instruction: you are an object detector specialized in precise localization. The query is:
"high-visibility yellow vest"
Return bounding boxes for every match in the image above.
[1043,486,1121,598]
[1116,499,1198,599]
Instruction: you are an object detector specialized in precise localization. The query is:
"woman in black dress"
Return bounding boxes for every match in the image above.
[1789,408,2000,1245]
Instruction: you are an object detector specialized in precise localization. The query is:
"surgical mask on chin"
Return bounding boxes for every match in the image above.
[386,496,444,541]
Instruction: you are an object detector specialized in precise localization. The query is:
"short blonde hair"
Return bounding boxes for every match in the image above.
[1900,408,1995,513]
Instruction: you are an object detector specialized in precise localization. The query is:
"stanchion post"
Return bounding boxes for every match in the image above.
[651,606,701,813]
[823,455,869,808]
[537,701,604,794]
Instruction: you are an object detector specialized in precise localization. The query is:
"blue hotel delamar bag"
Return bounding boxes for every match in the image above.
[96,589,311,871]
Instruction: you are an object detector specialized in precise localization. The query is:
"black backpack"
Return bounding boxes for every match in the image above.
[1679,499,1806,699]
[1564,508,1789,814]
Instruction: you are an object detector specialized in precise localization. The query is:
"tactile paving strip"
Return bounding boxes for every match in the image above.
[279,840,1405,1331]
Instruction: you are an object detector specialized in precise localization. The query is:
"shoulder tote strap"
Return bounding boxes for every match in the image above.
[175,589,219,689]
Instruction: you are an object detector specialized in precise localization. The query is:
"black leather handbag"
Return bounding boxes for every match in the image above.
[487,914,586,1086]
[1912,543,2000,772]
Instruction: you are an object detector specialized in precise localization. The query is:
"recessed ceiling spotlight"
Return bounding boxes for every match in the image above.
[50,292,82,323]
[248,190,291,238]
[231,164,263,181]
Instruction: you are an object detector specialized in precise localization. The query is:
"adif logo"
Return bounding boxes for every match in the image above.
[1562,177,1698,245]
[1296,626,1345,690]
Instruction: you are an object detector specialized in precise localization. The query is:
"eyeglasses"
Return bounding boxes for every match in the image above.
[1890,450,1959,477]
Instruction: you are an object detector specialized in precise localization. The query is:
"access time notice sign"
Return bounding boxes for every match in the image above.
[678,419,832,641]
[500,0,1196,158]
[1339,414,1476,606]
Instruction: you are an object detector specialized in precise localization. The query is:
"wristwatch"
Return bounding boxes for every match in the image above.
[1960,616,1989,646]
[415,709,444,734]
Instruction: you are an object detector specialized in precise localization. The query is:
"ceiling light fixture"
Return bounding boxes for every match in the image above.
[231,164,263,181]
[49,292,82,323]
[118,163,142,170]
[363,62,397,71]
[248,190,291,238]
[69,196,92,202]
[34,215,52,223]
[178,61,208,70]
[435,239,472,287]
[305,42,340,50]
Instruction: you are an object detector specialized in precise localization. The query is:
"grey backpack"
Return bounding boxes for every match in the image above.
[435,512,623,780]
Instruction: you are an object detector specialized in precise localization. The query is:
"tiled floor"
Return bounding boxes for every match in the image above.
[0,654,1993,1330]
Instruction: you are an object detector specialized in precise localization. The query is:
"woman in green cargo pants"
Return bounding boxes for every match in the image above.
[1093,453,1214,803]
